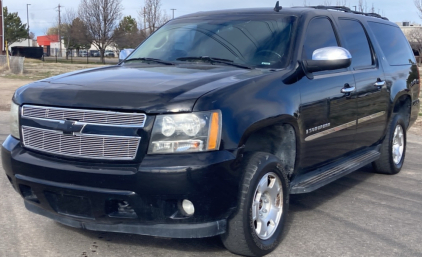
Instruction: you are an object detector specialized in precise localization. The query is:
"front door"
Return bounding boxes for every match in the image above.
[298,17,358,169]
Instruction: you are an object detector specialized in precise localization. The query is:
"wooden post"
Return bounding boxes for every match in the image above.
[5,40,10,70]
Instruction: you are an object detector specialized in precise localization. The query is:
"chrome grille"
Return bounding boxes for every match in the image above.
[22,105,146,127]
[22,126,140,160]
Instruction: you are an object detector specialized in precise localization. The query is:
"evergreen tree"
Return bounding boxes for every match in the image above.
[3,7,28,46]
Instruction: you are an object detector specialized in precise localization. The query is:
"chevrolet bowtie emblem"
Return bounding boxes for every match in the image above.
[55,120,86,135]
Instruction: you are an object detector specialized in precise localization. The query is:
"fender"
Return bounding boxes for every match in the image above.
[193,69,301,150]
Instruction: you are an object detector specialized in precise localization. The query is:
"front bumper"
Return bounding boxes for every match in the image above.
[1,135,239,238]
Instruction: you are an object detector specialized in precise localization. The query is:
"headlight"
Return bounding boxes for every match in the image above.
[10,101,20,139]
[148,111,221,154]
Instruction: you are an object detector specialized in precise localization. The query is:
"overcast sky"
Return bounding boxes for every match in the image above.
[3,0,421,37]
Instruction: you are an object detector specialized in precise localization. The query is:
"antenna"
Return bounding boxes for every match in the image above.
[274,1,282,12]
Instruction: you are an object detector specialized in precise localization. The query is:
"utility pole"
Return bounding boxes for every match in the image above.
[56,4,63,57]
[352,5,356,11]
[171,9,176,19]
[27,4,31,46]
[1,0,4,54]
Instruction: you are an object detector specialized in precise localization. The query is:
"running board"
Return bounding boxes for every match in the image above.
[290,150,380,194]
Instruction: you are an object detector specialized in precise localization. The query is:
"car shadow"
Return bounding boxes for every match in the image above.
[53,164,376,255]
[284,164,376,235]
[54,221,231,255]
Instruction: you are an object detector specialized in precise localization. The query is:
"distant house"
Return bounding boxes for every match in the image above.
[37,35,61,56]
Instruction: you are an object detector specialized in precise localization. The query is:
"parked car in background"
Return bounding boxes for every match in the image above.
[79,50,88,57]
[105,50,115,57]
[90,50,100,57]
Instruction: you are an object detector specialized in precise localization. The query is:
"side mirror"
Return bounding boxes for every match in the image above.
[303,47,352,73]
[119,49,135,62]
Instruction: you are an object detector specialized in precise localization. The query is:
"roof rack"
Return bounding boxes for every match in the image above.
[307,5,389,20]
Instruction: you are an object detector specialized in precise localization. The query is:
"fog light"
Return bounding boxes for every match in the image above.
[19,185,39,203]
[182,199,195,216]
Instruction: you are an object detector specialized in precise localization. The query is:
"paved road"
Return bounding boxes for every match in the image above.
[0,110,421,257]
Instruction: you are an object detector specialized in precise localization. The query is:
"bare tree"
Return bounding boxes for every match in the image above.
[139,0,169,35]
[335,0,347,6]
[78,0,123,63]
[358,0,364,12]
[415,0,422,19]
[65,18,92,56]
[324,0,332,6]
[62,8,77,59]
[407,28,422,66]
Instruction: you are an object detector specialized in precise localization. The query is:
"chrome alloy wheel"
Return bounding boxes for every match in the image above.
[392,124,404,165]
[252,172,283,240]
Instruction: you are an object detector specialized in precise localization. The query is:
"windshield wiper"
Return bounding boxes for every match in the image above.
[176,56,253,70]
[123,58,175,65]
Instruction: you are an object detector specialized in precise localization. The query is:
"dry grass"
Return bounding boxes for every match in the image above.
[1,58,105,81]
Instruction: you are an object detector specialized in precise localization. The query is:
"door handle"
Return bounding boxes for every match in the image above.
[341,84,355,94]
[374,80,385,87]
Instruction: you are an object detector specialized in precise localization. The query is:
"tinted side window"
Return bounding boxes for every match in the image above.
[339,19,372,68]
[304,18,338,59]
[368,22,415,65]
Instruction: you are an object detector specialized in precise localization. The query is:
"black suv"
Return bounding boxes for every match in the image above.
[1,3,420,256]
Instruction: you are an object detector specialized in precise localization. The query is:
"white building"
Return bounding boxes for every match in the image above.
[8,39,38,51]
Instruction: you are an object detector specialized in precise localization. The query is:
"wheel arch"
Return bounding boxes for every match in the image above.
[391,92,412,128]
[239,115,300,178]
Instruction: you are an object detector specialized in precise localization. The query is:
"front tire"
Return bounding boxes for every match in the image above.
[221,152,289,257]
[372,114,407,175]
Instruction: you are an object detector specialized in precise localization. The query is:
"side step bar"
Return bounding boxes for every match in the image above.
[290,150,380,194]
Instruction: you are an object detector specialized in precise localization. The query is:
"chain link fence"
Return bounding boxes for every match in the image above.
[0,55,25,74]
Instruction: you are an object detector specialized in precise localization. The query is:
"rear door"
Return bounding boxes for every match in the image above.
[336,18,389,148]
[299,16,358,169]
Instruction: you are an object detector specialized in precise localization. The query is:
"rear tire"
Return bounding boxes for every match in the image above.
[221,152,289,257]
[372,114,407,175]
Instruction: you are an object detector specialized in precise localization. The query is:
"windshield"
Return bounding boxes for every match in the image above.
[127,15,296,69]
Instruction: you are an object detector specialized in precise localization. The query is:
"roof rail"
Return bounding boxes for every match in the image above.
[307,5,389,20]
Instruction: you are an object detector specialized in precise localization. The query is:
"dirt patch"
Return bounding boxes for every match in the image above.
[409,118,422,136]
[0,78,34,111]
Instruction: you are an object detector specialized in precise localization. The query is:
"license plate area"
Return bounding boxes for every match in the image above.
[45,191,94,219]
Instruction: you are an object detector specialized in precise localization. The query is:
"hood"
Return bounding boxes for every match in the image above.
[14,64,267,113]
